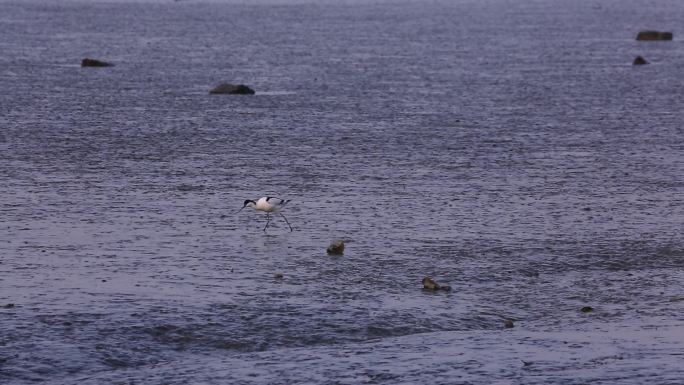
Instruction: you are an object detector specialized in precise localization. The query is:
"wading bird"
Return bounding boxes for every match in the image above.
[238,196,293,232]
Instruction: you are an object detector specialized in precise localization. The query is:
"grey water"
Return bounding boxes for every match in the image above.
[1,0,683,383]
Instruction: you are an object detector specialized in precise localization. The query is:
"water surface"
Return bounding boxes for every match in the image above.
[1,0,683,383]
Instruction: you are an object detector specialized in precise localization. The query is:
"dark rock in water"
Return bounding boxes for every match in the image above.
[274,272,284,279]
[209,83,255,95]
[580,306,594,313]
[504,319,515,328]
[633,56,649,65]
[422,276,452,292]
[326,240,345,255]
[422,276,440,290]
[3,303,15,309]
[636,31,673,41]
[81,58,113,67]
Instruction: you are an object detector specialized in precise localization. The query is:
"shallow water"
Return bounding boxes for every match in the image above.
[1,0,683,383]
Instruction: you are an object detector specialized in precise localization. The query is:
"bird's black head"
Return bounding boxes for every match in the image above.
[238,199,256,212]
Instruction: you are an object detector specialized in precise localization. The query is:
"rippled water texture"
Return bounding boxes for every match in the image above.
[1,0,683,383]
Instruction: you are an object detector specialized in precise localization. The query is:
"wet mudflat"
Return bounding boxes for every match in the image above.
[1,0,683,383]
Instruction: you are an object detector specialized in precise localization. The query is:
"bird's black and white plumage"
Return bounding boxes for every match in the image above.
[239,196,293,231]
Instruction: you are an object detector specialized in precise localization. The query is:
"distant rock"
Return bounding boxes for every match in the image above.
[2,304,15,309]
[326,240,345,255]
[209,83,255,95]
[81,58,113,67]
[636,31,673,41]
[580,306,594,313]
[504,319,515,328]
[422,276,451,292]
[274,272,284,279]
[633,56,649,65]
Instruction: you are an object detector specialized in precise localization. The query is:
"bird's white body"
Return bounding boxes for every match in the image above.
[239,196,292,231]
[253,197,288,213]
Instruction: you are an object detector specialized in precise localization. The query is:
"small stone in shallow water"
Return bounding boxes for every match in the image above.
[636,31,673,41]
[580,306,594,313]
[422,276,440,290]
[633,56,649,65]
[326,240,345,255]
[81,58,113,67]
[422,276,451,291]
[504,319,515,328]
[209,83,255,95]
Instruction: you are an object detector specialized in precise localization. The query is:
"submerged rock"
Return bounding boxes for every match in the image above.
[209,83,255,95]
[274,272,284,279]
[504,319,515,328]
[636,31,673,41]
[177,184,205,192]
[633,56,649,65]
[422,276,451,292]
[81,58,113,67]
[2,303,15,309]
[580,306,594,313]
[326,240,345,255]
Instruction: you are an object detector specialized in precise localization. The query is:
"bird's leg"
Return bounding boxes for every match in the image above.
[263,213,271,232]
[279,212,293,232]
